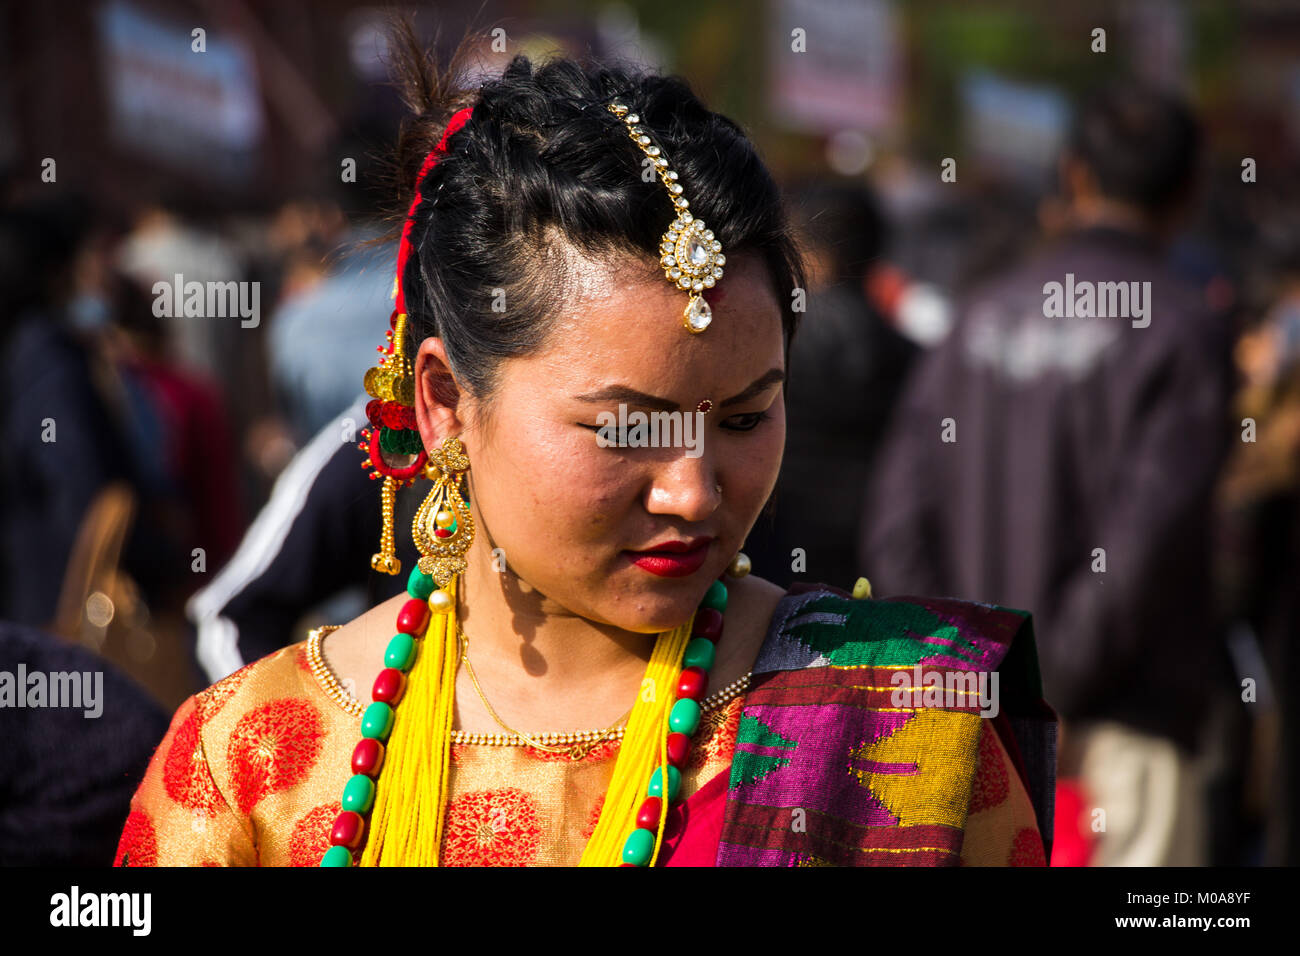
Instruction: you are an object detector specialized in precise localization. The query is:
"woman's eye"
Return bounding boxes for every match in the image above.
[577,410,772,442]
[721,411,772,431]
[578,423,630,444]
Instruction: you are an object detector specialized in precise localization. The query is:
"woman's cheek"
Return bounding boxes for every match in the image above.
[538,437,632,540]
[730,423,784,494]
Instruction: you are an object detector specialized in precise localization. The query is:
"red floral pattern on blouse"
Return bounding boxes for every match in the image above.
[114,810,157,867]
[969,724,1010,813]
[1009,826,1047,866]
[442,787,543,866]
[196,662,254,718]
[227,698,325,814]
[162,706,223,815]
[688,697,742,770]
[289,802,341,867]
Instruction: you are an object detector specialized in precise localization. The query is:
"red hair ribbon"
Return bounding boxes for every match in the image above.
[393,105,475,316]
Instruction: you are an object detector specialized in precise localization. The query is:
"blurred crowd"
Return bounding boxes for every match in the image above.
[3,36,1299,870]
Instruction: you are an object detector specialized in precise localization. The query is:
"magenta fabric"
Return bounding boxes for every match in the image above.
[657,766,729,866]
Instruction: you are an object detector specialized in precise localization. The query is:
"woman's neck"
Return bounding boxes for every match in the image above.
[446,550,782,735]
[452,551,659,726]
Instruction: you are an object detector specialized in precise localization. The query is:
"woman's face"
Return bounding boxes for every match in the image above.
[418,249,787,633]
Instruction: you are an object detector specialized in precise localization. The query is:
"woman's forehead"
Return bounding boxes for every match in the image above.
[531,258,783,393]
[559,248,776,337]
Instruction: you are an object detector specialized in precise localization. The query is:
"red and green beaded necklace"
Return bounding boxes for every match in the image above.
[321,565,732,867]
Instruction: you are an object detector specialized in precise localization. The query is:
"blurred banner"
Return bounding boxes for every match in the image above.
[768,0,900,135]
[97,0,265,186]
[960,70,1068,188]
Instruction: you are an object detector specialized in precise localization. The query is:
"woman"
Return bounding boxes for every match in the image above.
[115,24,1055,867]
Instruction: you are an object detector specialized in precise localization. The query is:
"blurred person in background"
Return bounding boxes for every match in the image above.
[1215,243,1300,865]
[115,201,246,384]
[189,196,413,681]
[187,398,416,683]
[265,199,398,447]
[100,270,245,602]
[747,180,918,588]
[116,199,278,515]
[0,619,169,865]
[0,194,136,629]
[860,82,1239,865]
[187,113,427,679]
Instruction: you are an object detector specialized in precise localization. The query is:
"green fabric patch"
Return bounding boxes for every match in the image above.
[786,595,985,667]
[730,713,798,789]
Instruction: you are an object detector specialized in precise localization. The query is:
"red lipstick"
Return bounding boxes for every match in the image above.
[624,537,713,578]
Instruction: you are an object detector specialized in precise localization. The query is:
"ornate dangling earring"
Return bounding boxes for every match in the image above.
[412,435,475,614]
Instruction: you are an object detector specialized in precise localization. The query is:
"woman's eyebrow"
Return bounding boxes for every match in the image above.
[572,367,785,411]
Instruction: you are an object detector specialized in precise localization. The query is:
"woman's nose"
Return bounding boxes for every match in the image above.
[643,452,721,523]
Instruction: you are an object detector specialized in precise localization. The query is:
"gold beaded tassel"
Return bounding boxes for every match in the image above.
[371,476,400,574]
[365,311,424,576]
[360,435,474,865]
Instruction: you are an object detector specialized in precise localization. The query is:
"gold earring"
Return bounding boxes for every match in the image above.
[727,551,751,578]
[413,435,475,612]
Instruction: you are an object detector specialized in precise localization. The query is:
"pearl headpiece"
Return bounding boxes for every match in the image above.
[607,101,725,333]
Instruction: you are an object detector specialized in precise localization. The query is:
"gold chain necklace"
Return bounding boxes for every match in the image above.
[457,625,633,759]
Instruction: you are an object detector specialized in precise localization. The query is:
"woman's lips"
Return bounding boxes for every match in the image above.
[624,539,712,577]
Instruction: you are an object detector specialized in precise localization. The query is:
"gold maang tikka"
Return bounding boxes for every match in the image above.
[607,101,725,333]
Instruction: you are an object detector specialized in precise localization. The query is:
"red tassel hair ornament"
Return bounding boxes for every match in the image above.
[362,106,475,574]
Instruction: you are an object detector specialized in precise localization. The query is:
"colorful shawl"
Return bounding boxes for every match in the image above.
[710,583,1056,866]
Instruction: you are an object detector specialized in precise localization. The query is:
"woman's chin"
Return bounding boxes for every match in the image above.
[606,588,712,634]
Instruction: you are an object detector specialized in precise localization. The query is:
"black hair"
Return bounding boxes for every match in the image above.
[1066,81,1201,214]
[380,20,807,427]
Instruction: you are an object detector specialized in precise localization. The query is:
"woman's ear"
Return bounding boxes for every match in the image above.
[413,336,464,451]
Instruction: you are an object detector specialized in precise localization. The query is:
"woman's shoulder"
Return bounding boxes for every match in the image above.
[183,623,367,734]
[195,643,306,708]
[721,577,1055,866]
[757,577,1037,679]
[313,591,409,705]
